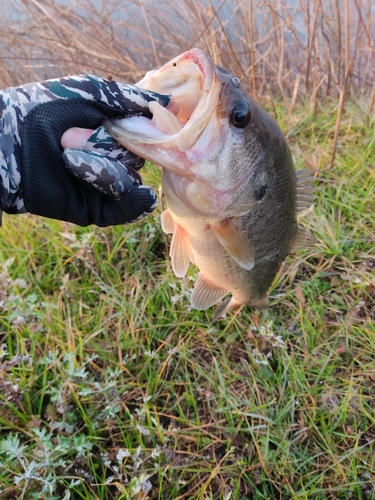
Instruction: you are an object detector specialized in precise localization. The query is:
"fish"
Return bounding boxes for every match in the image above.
[104,48,316,319]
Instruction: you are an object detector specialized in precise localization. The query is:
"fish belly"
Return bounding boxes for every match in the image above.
[167,203,256,305]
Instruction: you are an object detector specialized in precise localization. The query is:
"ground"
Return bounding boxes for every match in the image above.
[0,99,374,499]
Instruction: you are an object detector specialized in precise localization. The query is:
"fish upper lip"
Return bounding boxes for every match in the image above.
[173,50,221,153]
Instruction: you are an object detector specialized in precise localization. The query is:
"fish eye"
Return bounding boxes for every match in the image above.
[230,103,251,128]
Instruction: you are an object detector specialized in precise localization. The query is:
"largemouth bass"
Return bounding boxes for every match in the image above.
[105,48,316,319]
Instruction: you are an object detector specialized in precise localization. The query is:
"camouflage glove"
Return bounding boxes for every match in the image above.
[0,75,170,226]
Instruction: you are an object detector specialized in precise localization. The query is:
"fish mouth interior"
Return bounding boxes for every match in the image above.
[137,48,215,126]
[105,48,222,153]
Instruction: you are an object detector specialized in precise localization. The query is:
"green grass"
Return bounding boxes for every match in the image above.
[0,99,374,499]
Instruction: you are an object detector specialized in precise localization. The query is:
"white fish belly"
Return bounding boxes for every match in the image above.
[173,212,255,304]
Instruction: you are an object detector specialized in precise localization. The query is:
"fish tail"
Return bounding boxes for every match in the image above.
[213,294,269,321]
[213,297,243,322]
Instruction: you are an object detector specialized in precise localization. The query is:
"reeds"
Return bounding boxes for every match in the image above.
[0,0,374,104]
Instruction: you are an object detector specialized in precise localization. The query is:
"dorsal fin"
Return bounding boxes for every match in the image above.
[290,225,317,252]
[210,219,255,270]
[295,169,317,184]
[295,170,316,212]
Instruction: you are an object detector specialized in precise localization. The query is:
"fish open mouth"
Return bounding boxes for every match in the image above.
[105,48,250,215]
[104,48,222,164]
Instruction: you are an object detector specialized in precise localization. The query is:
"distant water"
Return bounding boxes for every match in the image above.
[2,0,373,94]
[4,0,306,42]
[5,0,371,50]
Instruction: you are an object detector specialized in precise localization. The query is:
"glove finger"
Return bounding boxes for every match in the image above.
[78,125,146,170]
[63,149,142,199]
[39,75,171,116]
[100,185,158,226]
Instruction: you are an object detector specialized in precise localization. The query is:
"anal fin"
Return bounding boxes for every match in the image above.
[191,274,228,310]
[210,219,254,270]
[290,225,317,252]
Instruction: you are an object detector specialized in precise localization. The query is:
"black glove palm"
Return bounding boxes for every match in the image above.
[0,75,170,226]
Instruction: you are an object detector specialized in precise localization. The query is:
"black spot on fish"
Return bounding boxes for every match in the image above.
[254,184,268,201]
[173,63,177,67]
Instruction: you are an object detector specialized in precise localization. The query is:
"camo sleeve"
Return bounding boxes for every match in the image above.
[0,87,28,214]
[0,75,170,225]
[0,148,12,225]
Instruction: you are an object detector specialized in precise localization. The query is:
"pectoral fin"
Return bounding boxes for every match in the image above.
[191,274,228,310]
[170,224,194,278]
[290,225,317,252]
[210,219,255,270]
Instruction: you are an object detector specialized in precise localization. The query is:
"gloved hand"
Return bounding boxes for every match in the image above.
[0,75,170,226]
